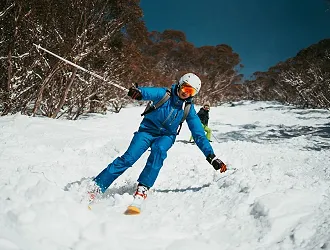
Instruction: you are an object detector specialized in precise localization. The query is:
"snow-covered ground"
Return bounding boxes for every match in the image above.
[0,101,329,250]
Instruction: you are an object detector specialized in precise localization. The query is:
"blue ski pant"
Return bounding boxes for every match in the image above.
[94,131,175,193]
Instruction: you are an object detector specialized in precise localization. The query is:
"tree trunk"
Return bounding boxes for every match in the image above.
[2,49,13,116]
[32,62,63,116]
[51,68,77,118]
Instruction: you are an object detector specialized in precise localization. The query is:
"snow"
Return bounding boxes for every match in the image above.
[0,101,329,250]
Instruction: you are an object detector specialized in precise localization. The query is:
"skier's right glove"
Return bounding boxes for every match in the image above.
[206,154,227,173]
[128,84,142,100]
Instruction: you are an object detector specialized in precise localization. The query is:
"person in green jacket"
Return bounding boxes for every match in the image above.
[190,101,212,142]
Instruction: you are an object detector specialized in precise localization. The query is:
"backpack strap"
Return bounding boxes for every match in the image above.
[176,101,192,135]
[141,88,171,116]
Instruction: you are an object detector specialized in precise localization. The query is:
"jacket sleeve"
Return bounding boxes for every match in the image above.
[186,105,214,157]
[138,87,168,103]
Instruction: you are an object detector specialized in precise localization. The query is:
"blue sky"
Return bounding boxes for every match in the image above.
[140,0,330,78]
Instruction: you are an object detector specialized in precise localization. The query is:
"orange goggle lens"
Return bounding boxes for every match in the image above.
[180,84,197,97]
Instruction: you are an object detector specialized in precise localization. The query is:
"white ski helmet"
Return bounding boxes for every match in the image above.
[178,73,201,94]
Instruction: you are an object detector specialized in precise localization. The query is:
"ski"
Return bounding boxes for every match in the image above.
[124,205,141,215]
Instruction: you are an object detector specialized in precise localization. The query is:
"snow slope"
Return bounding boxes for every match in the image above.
[0,101,329,250]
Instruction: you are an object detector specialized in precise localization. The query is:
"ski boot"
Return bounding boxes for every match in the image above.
[124,184,149,215]
[85,181,101,209]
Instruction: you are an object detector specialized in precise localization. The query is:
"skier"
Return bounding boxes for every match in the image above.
[189,101,212,142]
[87,73,227,214]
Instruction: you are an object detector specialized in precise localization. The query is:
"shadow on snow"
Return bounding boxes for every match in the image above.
[154,183,211,193]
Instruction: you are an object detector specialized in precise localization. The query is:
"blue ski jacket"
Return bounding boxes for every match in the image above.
[138,84,214,157]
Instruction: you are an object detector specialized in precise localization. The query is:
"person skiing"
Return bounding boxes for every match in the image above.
[189,101,212,142]
[87,73,227,214]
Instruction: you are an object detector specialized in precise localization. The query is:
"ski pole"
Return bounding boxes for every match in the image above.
[33,44,128,93]
[212,134,220,143]
[213,167,238,182]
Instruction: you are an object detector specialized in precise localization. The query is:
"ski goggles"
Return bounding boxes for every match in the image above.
[180,83,197,97]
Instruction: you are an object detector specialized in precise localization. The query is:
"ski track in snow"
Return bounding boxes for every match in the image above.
[0,101,329,250]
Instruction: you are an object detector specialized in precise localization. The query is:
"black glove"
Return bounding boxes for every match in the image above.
[206,154,227,173]
[128,84,142,100]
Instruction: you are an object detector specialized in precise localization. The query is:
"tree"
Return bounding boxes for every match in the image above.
[1,2,244,118]
[141,30,243,104]
[242,39,330,108]
[0,0,146,118]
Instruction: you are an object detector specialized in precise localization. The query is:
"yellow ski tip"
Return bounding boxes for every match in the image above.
[124,206,141,215]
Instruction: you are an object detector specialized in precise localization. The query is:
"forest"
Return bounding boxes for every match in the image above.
[1,0,329,119]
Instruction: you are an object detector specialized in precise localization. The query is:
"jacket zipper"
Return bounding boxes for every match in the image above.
[162,108,175,126]
[169,110,179,125]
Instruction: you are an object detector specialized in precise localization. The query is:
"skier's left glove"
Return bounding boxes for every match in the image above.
[206,154,227,173]
[128,84,142,100]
